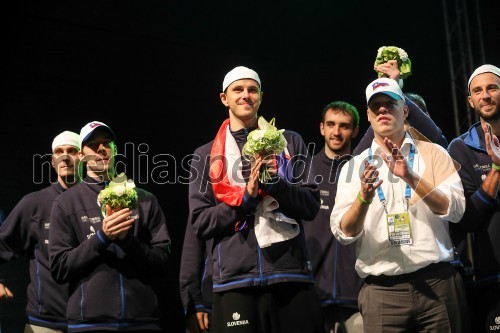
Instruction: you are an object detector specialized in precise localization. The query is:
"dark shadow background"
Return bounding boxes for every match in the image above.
[2,0,500,332]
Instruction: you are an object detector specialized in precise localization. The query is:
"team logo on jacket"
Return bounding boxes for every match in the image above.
[87,225,96,239]
[227,312,249,327]
[80,215,102,224]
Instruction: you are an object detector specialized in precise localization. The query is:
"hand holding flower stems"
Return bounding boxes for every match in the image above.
[374,59,401,81]
[242,117,287,182]
[98,173,138,240]
[102,206,135,240]
[374,46,412,79]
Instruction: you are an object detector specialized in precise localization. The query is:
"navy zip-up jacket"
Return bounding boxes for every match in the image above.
[448,122,500,288]
[303,149,362,308]
[49,176,171,332]
[0,183,69,331]
[188,127,320,293]
[179,221,213,316]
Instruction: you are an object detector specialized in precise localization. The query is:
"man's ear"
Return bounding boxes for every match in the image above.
[113,143,118,155]
[403,105,409,119]
[352,126,360,139]
[320,122,325,136]
[220,92,228,107]
[467,95,474,109]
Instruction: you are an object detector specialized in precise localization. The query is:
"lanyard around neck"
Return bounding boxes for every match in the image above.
[368,143,415,213]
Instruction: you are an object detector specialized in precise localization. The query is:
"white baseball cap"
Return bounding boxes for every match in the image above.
[79,121,115,148]
[366,77,405,105]
[222,66,261,92]
[467,64,500,92]
[52,131,80,152]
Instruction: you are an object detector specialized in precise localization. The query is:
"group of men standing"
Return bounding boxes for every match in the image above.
[1,63,500,333]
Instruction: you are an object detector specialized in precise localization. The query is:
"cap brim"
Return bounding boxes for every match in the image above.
[368,91,402,104]
[82,126,115,144]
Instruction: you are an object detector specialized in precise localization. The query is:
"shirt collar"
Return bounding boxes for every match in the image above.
[370,132,415,156]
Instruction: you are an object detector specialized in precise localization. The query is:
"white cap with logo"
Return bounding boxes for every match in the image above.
[366,77,405,105]
[222,66,261,92]
[52,131,80,152]
[467,64,500,92]
[79,121,115,148]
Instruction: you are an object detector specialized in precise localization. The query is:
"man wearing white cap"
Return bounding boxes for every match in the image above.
[0,130,81,332]
[186,66,324,332]
[330,78,468,332]
[448,64,500,332]
[48,120,171,333]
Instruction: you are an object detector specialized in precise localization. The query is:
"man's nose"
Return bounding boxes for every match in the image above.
[377,107,389,114]
[480,89,491,99]
[97,143,107,152]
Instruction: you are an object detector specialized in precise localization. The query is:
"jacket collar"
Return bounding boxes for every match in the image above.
[463,121,486,152]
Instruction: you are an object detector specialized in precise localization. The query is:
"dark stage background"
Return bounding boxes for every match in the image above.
[2,0,500,332]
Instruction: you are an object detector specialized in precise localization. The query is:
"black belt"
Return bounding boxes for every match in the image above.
[364,262,452,286]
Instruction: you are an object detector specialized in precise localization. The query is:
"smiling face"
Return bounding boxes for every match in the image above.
[220,79,262,130]
[367,94,408,145]
[468,73,500,122]
[320,108,359,158]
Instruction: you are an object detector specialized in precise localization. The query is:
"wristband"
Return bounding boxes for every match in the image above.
[492,163,500,171]
[357,192,372,205]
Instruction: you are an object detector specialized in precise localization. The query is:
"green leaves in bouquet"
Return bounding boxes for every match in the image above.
[374,46,412,79]
[97,172,138,211]
[242,116,287,183]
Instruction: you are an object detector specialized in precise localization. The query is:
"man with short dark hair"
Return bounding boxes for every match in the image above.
[304,101,363,333]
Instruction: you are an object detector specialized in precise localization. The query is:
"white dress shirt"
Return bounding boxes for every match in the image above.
[330,134,465,278]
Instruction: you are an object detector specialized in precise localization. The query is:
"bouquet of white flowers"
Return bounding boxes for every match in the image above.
[97,172,138,212]
[374,46,412,79]
[242,116,287,182]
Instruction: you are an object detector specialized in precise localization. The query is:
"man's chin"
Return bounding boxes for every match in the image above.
[479,109,500,121]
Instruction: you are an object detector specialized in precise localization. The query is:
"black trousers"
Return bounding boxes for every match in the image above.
[212,282,324,333]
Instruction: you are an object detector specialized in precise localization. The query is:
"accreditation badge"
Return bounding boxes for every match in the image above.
[386,212,412,246]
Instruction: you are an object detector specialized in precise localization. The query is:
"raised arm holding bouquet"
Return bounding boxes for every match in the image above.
[374,46,412,80]
[354,45,448,154]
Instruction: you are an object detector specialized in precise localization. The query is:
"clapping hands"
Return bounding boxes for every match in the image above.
[484,123,500,165]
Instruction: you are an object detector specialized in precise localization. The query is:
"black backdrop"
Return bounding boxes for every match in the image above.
[2,0,500,332]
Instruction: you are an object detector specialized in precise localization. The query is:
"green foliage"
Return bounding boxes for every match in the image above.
[97,173,138,210]
[374,46,412,79]
[242,117,287,182]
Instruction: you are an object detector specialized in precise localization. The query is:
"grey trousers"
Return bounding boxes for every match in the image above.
[358,262,470,333]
